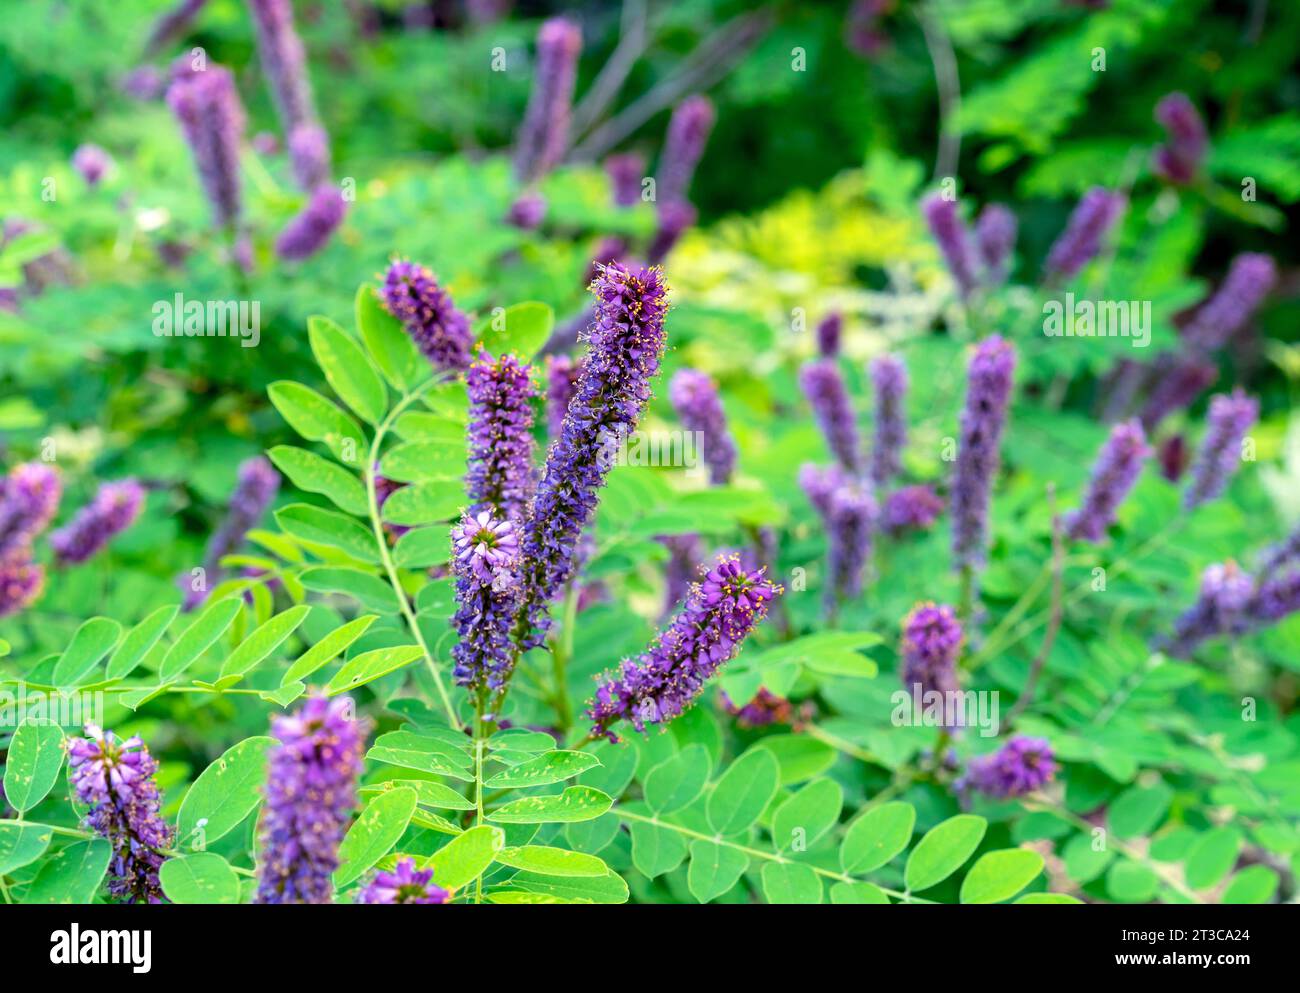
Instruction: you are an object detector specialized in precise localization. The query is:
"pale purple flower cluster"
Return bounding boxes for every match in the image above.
[869,354,907,488]
[72,144,112,187]
[506,191,548,230]
[799,463,850,518]
[287,122,332,191]
[50,479,145,565]
[951,337,1016,571]
[514,17,582,183]
[1152,92,1207,185]
[1184,389,1258,510]
[588,556,781,740]
[800,359,861,474]
[144,0,210,57]
[0,556,44,618]
[816,312,842,358]
[256,696,368,904]
[466,351,537,521]
[922,193,979,299]
[0,461,62,558]
[960,737,1058,799]
[166,64,246,230]
[1139,357,1217,431]
[1064,420,1149,542]
[1182,253,1276,352]
[182,455,280,610]
[825,484,876,604]
[381,259,473,372]
[605,152,645,206]
[669,368,737,486]
[1042,187,1124,283]
[1163,561,1255,656]
[544,354,583,439]
[68,725,174,903]
[900,602,963,700]
[975,203,1017,287]
[657,95,715,207]
[1257,522,1300,585]
[721,687,793,728]
[248,0,317,147]
[275,183,347,261]
[358,858,451,904]
[883,484,944,533]
[451,511,522,691]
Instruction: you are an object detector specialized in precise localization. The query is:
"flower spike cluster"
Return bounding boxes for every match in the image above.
[465,351,538,521]
[1042,187,1124,283]
[1064,420,1150,542]
[381,259,473,372]
[883,484,944,534]
[1182,253,1276,352]
[0,461,62,558]
[900,602,963,702]
[514,17,582,183]
[825,484,876,605]
[869,354,907,488]
[166,63,246,230]
[657,95,715,207]
[181,455,280,610]
[1184,389,1258,510]
[358,858,451,904]
[959,737,1058,799]
[816,312,842,358]
[450,511,523,691]
[50,479,145,565]
[275,183,347,261]
[975,203,1017,287]
[1152,92,1207,186]
[922,193,979,299]
[951,336,1016,571]
[800,359,861,474]
[669,368,737,486]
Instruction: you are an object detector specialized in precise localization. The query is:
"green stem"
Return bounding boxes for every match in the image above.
[804,724,887,769]
[550,583,579,731]
[472,697,486,905]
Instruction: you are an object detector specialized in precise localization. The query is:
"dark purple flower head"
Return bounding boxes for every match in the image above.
[799,462,851,518]
[1158,433,1189,482]
[1184,389,1258,510]
[517,263,669,649]
[0,461,62,558]
[1139,357,1218,431]
[451,511,522,690]
[647,200,697,265]
[960,737,1058,799]
[1163,560,1254,657]
[951,337,1016,571]
[68,725,174,903]
[922,193,979,299]
[248,0,316,134]
[514,17,582,183]
[816,312,843,358]
[166,64,246,230]
[1182,253,1277,352]
[975,203,1016,287]
[50,479,144,565]
[544,354,583,439]
[256,696,368,904]
[287,122,331,190]
[900,602,963,700]
[800,359,862,474]
[869,354,907,488]
[72,144,113,187]
[883,484,944,533]
[1042,187,1124,283]
[182,455,280,610]
[670,368,737,486]
[605,152,645,207]
[466,350,537,521]
[0,550,44,618]
[358,858,451,904]
[845,0,895,58]
[826,483,876,604]
[588,555,781,739]
[275,183,347,261]
[1152,92,1207,186]
[1064,419,1150,542]
[506,191,548,230]
[381,260,473,372]
[657,95,715,207]
[721,687,793,728]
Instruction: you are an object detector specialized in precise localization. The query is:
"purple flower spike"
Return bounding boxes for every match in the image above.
[670,368,737,486]
[381,259,473,372]
[869,354,907,488]
[0,461,62,558]
[166,64,246,230]
[255,696,368,904]
[275,183,347,261]
[287,122,331,190]
[514,17,582,183]
[605,152,645,206]
[1163,561,1254,656]
[588,555,782,740]
[647,200,697,265]
[975,203,1017,287]
[1043,187,1124,283]
[72,144,113,187]
[826,484,876,604]
[50,479,145,565]
[517,263,669,649]
[1064,419,1150,542]
[451,510,522,691]
[922,193,979,299]
[506,191,548,230]
[0,551,44,618]
[800,359,862,474]
[466,350,537,521]
[181,455,280,610]
[959,736,1058,799]
[1258,522,1300,585]
[900,602,963,702]
[544,354,583,440]
[816,312,842,358]
[358,858,451,904]
[68,726,174,903]
[799,462,851,517]
[1182,253,1277,352]
[951,337,1016,571]
[883,484,944,533]
[1152,92,1207,186]
[1139,357,1218,431]
[248,0,316,134]
[1184,389,1258,510]
[657,95,715,207]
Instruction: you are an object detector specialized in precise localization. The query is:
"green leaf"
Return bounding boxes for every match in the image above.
[52,617,121,686]
[687,839,748,904]
[488,786,613,824]
[2,720,65,813]
[159,853,241,904]
[335,787,418,887]
[1107,781,1173,840]
[771,778,842,853]
[356,284,424,391]
[308,315,387,424]
[392,526,451,568]
[488,728,559,753]
[367,730,473,780]
[219,606,310,678]
[268,381,366,465]
[378,440,467,484]
[904,815,987,892]
[0,822,52,875]
[299,568,400,614]
[268,445,369,515]
[1015,892,1084,904]
[475,301,554,361]
[325,645,424,695]
[495,846,608,877]
[380,481,464,526]
[830,881,891,904]
[275,503,381,563]
[282,615,377,686]
[159,597,242,681]
[841,801,916,874]
[959,849,1045,904]
[177,736,275,847]
[755,734,836,785]
[498,869,627,904]
[760,862,823,904]
[360,779,474,811]
[22,840,111,904]
[644,744,711,814]
[1106,859,1159,903]
[423,824,505,890]
[485,750,600,789]
[629,818,690,879]
[1222,865,1279,904]
[106,605,178,680]
[1185,827,1242,890]
[707,746,780,836]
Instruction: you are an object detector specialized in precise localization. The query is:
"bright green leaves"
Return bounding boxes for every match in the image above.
[1184,827,1242,890]
[2,720,65,812]
[268,381,365,465]
[643,744,711,814]
[307,316,387,425]
[177,736,275,847]
[106,606,177,680]
[0,822,53,876]
[1107,781,1173,840]
[159,596,242,682]
[841,801,916,874]
[771,779,842,854]
[484,750,600,789]
[267,445,368,515]
[275,504,380,563]
[356,285,425,391]
[159,853,242,904]
[706,746,779,835]
[335,787,418,887]
[219,606,309,679]
[904,815,988,893]
[378,440,466,484]
[367,729,474,781]
[495,846,607,877]
[488,786,614,824]
[424,825,504,890]
[474,301,554,361]
[22,840,111,904]
[325,646,424,695]
[51,618,120,687]
[760,862,823,904]
[686,840,749,904]
[282,615,376,686]
[959,849,1046,904]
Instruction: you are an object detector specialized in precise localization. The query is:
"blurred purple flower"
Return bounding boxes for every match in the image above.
[816,312,842,358]
[670,368,736,486]
[800,359,862,474]
[181,455,280,610]
[657,95,715,207]
[275,183,347,261]
[166,64,246,230]
[72,144,112,187]
[248,0,316,134]
[1152,92,1207,185]
[1042,187,1124,283]
[605,152,645,206]
[869,354,907,488]
[287,122,331,190]
[959,737,1058,799]
[50,479,145,565]
[1182,253,1276,352]
[1064,420,1149,542]
[0,461,62,559]
[975,203,1016,287]
[544,354,583,439]
[506,190,548,230]
[922,193,978,299]
[951,337,1016,571]
[883,484,943,534]
[647,199,697,265]
[900,602,963,703]
[514,17,581,183]
[1184,389,1258,510]
[381,259,472,372]
[1139,357,1218,431]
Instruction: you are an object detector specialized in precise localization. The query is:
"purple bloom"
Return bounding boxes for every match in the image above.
[869,354,907,488]
[72,144,112,187]
[883,484,944,533]
[1182,253,1277,352]
[657,95,715,207]
[816,312,842,358]
[50,479,145,565]
[669,368,737,486]
[67,725,174,903]
[1152,92,1207,185]
[120,66,165,101]
[845,0,894,58]
[799,462,851,518]
[922,193,979,299]
[1162,561,1255,656]
[1184,389,1258,510]
[1042,187,1124,283]
[248,0,317,135]
[900,602,963,701]
[144,0,210,57]
[275,183,347,261]
[181,455,280,610]
[1249,569,1300,627]
[166,64,246,230]
[1258,522,1300,585]
[0,461,62,559]
[0,550,44,618]
[544,354,583,439]
[466,350,537,521]
[255,696,368,904]
[1139,357,1218,431]
[660,533,704,615]
[506,191,548,230]
[1064,420,1150,542]
[588,556,781,739]
[721,687,793,728]
[1158,433,1189,482]
[582,236,629,286]
[287,122,331,190]
[451,511,522,691]
[514,17,582,183]
[516,263,669,649]
[252,131,280,155]
[951,337,1016,571]
[826,484,876,604]
[800,359,862,474]
[358,858,451,904]
[975,203,1016,287]
[381,260,473,372]
[647,200,697,266]
[605,152,645,206]
[960,737,1058,799]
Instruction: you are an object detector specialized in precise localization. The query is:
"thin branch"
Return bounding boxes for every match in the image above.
[915,3,961,183]
[1006,485,1064,726]
[568,0,650,142]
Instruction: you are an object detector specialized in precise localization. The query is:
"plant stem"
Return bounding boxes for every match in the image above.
[1006,485,1064,726]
